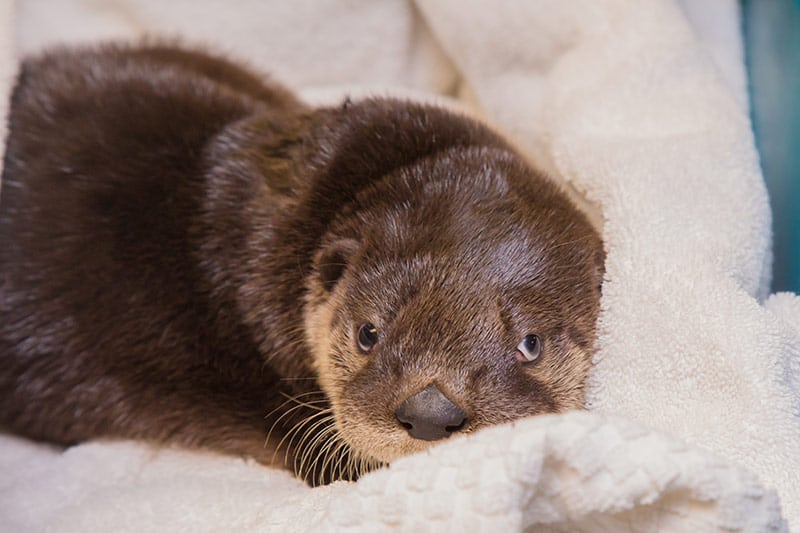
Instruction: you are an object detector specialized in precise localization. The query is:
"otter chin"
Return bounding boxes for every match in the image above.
[0,43,603,484]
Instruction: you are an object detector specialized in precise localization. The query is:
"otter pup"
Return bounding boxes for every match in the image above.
[0,44,604,484]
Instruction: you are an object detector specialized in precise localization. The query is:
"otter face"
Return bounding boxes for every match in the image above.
[303,148,603,465]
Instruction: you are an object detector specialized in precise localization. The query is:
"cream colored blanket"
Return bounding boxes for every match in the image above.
[1,0,798,530]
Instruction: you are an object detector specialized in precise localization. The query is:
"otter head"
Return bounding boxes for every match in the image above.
[303,146,603,466]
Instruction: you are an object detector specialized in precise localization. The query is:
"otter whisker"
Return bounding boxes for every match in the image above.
[272,408,332,465]
[282,389,326,396]
[294,412,334,457]
[335,440,353,481]
[310,429,343,483]
[319,437,343,485]
[265,402,310,445]
[263,393,321,423]
[317,421,345,481]
[304,426,341,486]
[284,409,334,470]
[264,390,326,425]
[328,439,345,481]
[264,397,296,422]
[277,390,329,411]
[294,413,336,476]
[333,421,361,480]
[354,449,382,480]
[298,425,331,479]
[335,441,350,481]
[304,429,337,486]
[279,408,330,452]
[346,446,358,481]
[347,445,358,479]
[265,399,328,451]
[358,453,367,480]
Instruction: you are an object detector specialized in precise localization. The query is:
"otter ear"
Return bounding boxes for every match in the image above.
[315,238,360,292]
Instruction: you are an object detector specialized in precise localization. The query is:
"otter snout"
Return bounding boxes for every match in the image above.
[394,384,467,441]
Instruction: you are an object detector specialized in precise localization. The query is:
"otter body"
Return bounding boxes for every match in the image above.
[0,44,603,483]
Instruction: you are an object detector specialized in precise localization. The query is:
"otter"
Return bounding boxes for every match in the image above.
[0,43,604,485]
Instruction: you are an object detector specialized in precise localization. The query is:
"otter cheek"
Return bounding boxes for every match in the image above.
[302,299,340,395]
[530,340,592,411]
[333,375,406,463]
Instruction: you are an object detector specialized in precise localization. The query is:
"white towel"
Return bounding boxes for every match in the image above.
[1,0,798,530]
[0,411,786,531]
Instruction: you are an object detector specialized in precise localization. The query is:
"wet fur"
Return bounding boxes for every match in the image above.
[0,43,603,483]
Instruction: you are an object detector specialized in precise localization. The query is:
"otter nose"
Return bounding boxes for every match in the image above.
[395,384,467,441]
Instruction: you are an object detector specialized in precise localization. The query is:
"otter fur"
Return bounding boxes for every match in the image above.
[0,43,604,484]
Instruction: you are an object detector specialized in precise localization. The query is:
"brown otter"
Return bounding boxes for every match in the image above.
[0,43,604,484]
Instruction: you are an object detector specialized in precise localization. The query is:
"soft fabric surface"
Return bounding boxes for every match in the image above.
[0,412,785,531]
[1,0,798,530]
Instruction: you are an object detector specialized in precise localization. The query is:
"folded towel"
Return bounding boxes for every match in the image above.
[1,0,797,530]
[0,412,786,531]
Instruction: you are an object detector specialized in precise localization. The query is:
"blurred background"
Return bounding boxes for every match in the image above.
[744,0,800,293]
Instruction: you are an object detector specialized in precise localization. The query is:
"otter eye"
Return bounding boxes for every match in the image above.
[516,334,542,363]
[357,323,379,353]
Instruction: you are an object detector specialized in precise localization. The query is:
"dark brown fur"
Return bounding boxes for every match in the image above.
[0,43,603,484]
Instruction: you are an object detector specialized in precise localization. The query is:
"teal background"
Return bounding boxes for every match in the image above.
[743,0,800,293]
